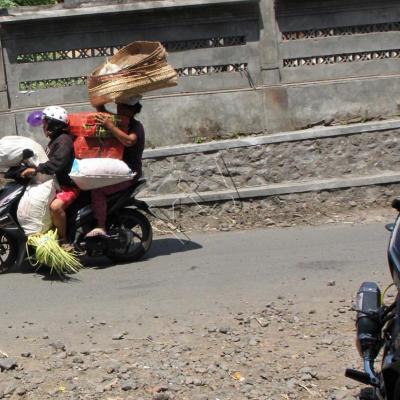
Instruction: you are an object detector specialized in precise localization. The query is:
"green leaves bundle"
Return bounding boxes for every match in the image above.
[27,230,83,277]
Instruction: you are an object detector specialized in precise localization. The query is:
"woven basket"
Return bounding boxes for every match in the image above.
[88,41,177,106]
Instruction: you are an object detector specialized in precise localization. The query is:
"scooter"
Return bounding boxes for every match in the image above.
[345,198,400,399]
[0,161,153,273]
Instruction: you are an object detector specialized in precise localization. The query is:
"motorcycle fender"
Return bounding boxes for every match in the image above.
[127,200,156,217]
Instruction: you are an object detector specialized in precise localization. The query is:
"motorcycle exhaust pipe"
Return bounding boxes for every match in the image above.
[346,282,383,388]
[355,282,382,359]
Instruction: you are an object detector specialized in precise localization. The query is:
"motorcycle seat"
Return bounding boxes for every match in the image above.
[67,178,147,221]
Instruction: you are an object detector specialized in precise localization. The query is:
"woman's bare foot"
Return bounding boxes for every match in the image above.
[85,228,108,238]
[61,243,74,252]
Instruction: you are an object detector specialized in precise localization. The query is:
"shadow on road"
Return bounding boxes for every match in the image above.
[146,237,202,259]
[86,237,203,269]
[8,261,79,282]
[6,237,202,278]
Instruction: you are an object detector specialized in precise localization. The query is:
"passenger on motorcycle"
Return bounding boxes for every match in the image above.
[24,106,78,246]
[86,96,145,237]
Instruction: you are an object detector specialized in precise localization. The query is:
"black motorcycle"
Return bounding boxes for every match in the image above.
[346,199,400,400]
[0,164,153,274]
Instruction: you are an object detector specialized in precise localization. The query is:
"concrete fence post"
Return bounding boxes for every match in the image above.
[259,0,294,133]
[259,0,280,86]
[0,31,9,112]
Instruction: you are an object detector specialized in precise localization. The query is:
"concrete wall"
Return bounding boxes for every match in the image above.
[0,0,263,146]
[0,0,399,145]
[274,0,400,129]
[1,2,400,226]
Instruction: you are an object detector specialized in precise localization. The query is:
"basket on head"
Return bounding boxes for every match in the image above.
[87,41,178,106]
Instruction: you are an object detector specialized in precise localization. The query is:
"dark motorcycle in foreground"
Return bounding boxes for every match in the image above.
[0,171,153,274]
[346,199,400,400]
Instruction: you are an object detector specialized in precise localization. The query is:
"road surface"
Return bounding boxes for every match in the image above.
[0,222,393,399]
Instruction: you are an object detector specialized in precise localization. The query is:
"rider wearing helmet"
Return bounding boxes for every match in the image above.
[23,106,78,245]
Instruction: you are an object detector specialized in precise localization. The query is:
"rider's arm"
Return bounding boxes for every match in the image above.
[36,136,73,175]
[20,167,36,178]
[8,166,31,181]
[95,114,137,147]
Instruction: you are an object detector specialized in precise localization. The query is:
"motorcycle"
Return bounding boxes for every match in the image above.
[0,161,153,274]
[345,198,400,400]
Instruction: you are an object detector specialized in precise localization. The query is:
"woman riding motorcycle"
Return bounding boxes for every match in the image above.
[24,106,78,247]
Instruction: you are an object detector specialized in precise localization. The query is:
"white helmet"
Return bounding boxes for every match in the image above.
[42,106,69,124]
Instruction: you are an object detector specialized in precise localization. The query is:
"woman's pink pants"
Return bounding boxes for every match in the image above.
[91,180,133,229]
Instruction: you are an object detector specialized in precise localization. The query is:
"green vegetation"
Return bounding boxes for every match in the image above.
[27,229,83,278]
[0,0,57,8]
[0,0,16,7]
[195,136,206,144]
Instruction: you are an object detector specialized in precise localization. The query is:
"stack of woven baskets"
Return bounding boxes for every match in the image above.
[88,41,177,106]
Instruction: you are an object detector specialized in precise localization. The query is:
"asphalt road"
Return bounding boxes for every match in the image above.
[0,221,393,349]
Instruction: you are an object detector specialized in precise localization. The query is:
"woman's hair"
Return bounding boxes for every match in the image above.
[117,102,142,116]
[132,102,142,115]
[45,117,69,135]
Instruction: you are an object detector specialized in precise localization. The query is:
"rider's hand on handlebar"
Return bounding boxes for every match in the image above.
[20,167,37,178]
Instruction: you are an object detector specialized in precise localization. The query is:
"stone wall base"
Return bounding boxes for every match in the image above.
[149,184,399,234]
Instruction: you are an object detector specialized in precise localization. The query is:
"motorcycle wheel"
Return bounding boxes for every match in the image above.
[0,230,17,273]
[394,378,400,400]
[359,388,377,400]
[107,209,153,263]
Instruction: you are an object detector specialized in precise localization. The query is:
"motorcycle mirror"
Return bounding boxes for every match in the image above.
[22,149,34,160]
[385,224,394,232]
[392,198,400,212]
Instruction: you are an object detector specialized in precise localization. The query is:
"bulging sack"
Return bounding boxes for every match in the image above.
[17,179,57,236]
[0,136,48,168]
[69,158,135,190]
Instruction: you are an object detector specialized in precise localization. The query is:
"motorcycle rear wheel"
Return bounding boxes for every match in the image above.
[107,209,152,263]
[0,230,17,273]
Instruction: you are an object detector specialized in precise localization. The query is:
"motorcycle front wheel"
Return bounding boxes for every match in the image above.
[107,209,153,263]
[359,387,377,400]
[0,230,17,273]
[394,378,400,400]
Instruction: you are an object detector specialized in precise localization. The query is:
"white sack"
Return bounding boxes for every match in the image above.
[0,136,48,168]
[0,136,51,183]
[69,158,135,190]
[98,62,121,76]
[17,179,56,236]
